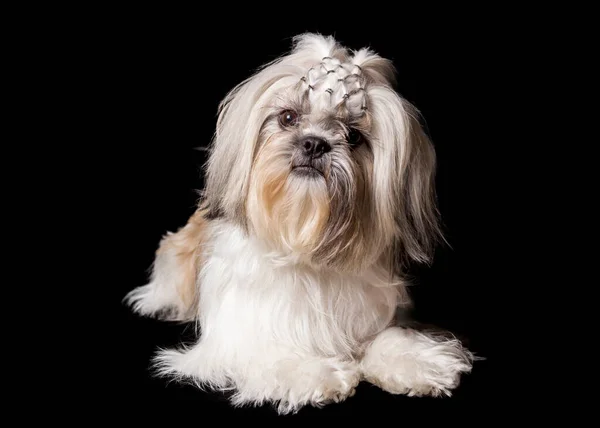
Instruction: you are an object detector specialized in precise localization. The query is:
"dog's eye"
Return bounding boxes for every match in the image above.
[279,110,298,128]
[347,128,363,147]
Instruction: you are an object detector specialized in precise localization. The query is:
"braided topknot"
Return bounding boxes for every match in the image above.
[300,56,367,117]
[285,34,397,118]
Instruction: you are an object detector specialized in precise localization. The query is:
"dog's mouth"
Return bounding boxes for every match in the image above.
[291,165,324,178]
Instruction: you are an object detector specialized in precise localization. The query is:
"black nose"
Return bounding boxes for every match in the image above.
[300,136,331,159]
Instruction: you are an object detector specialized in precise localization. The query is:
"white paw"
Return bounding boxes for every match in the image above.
[275,358,360,414]
[311,361,360,405]
[362,327,474,398]
[366,354,468,397]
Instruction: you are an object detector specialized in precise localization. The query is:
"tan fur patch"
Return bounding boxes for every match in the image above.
[157,207,208,316]
[260,173,287,216]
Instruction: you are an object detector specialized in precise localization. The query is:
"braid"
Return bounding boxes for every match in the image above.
[300,56,367,116]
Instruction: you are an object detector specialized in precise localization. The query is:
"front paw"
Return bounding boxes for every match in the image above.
[311,360,360,405]
[361,327,474,398]
[366,353,470,397]
[275,358,360,414]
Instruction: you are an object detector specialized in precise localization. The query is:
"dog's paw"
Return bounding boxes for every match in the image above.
[365,353,468,397]
[361,327,474,398]
[310,360,360,405]
[274,358,360,414]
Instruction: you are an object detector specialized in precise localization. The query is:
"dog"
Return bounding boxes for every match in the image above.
[125,33,474,414]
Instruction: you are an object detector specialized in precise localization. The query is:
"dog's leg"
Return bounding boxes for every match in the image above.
[360,326,474,397]
[154,342,360,414]
[124,208,208,321]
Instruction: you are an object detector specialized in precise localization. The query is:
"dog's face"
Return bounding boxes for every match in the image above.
[203,34,441,273]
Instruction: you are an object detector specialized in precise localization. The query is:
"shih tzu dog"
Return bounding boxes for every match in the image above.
[125,33,474,414]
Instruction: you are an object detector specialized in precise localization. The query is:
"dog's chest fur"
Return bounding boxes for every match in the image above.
[197,220,403,357]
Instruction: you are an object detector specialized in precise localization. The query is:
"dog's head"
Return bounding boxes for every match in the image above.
[202,34,442,273]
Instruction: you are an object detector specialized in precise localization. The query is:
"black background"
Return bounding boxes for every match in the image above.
[87,11,518,422]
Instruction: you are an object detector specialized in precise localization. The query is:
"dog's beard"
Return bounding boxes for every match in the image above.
[247,135,375,271]
[248,136,329,255]
[276,175,330,253]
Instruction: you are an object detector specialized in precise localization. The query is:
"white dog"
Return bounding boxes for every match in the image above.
[125,33,474,414]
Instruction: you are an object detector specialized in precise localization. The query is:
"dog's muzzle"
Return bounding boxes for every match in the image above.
[292,136,330,178]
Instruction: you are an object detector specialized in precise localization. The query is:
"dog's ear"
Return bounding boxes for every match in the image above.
[345,45,443,267]
[367,85,443,268]
[201,73,261,223]
[399,103,444,265]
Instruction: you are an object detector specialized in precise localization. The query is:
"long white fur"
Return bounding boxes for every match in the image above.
[125,33,475,414]
[155,220,399,411]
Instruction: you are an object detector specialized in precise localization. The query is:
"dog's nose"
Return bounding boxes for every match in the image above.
[300,136,331,159]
